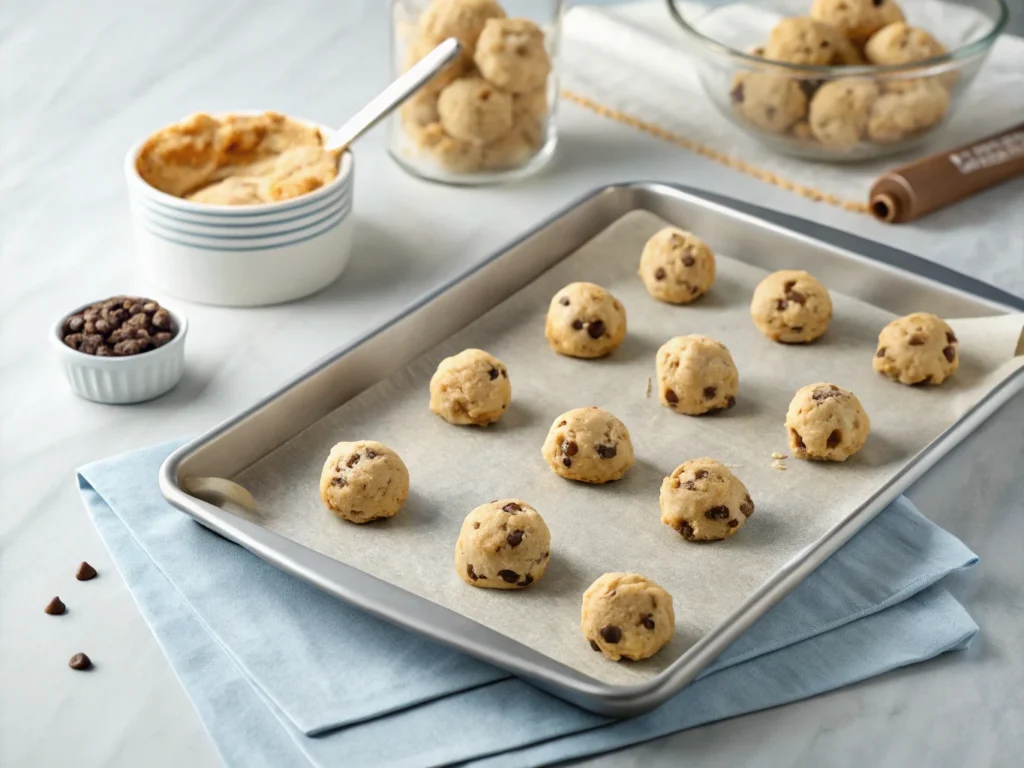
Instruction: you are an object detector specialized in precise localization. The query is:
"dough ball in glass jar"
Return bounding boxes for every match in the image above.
[438,77,514,144]
[473,18,551,94]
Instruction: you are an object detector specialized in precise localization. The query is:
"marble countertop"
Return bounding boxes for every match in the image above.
[1,1,1022,766]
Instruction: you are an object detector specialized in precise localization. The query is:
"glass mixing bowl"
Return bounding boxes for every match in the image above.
[666,0,1008,161]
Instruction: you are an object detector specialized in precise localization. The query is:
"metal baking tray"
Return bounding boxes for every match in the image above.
[160,183,1024,716]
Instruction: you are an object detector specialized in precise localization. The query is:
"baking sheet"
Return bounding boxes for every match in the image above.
[233,210,1023,687]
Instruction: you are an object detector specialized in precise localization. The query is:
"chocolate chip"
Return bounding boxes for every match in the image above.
[664,389,679,405]
[776,299,788,311]
[728,519,739,528]
[876,347,887,358]
[682,255,695,267]
[695,469,709,479]
[589,639,601,652]
[346,454,360,468]
[488,367,499,380]
[682,480,696,490]
[498,569,520,583]
[562,440,578,457]
[331,476,346,487]
[596,444,617,459]
[725,395,736,408]
[75,561,97,581]
[587,320,606,339]
[786,290,807,305]
[812,387,839,402]
[790,326,803,333]
[765,106,776,120]
[66,315,84,333]
[679,522,695,540]
[908,335,925,346]
[365,448,378,459]
[501,368,507,378]
[946,330,957,344]
[740,495,754,517]
[559,296,570,306]
[502,502,522,514]
[641,615,655,630]
[599,625,622,643]
[45,597,66,615]
[557,420,566,427]
[703,386,717,399]
[916,375,933,386]
[572,319,584,330]
[467,564,480,581]
[791,429,806,450]
[943,345,956,363]
[68,653,92,671]
[872,0,883,6]
[507,529,524,547]
[705,505,730,520]
[730,82,745,103]
[654,268,666,280]
[562,457,572,468]
[827,429,842,448]
[783,280,796,291]
[517,574,534,588]
[820,40,830,48]
[473,521,480,529]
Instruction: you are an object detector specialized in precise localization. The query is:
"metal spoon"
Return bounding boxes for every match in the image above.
[325,37,461,153]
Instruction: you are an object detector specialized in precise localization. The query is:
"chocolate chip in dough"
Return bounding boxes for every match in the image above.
[791,430,806,450]
[488,367,499,380]
[730,82,745,103]
[695,469,709,479]
[44,597,66,615]
[502,502,522,514]
[571,319,584,330]
[654,268,666,281]
[943,346,956,363]
[517,574,534,588]
[498,569,520,584]
[506,529,524,547]
[664,389,679,405]
[703,386,717,399]
[599,625,622,644]
[596,444,617,459]
[68,653,92,671]
[946,330,957,344]
[740,495,754,517]
[876,347,887,358]
[705,505,730,521]
[640,615,656,630]
[76,561,98,581]
[467,564,480,581]
[562,440,578,457]
[682,254,695,267]
[586,320,606,339]
[678,522,696,540]
[559,296,570,306]
[589,639,601,652]
[827,429,842,448]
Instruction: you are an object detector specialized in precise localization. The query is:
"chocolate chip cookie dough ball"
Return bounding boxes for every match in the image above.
[786,383,871,461]
[513,87,549,121]
[541,407,635,484]
[638,227,716,304]
[429,348,511,425]
[319,441,410,523]
[750,269,833,344]
[865,22,946,66]
[438,77,514,144]
[474,18,551,94]
[811,0,905,45]
[545,282,627,359]
[418,123,485,172]
[581,573,675,661]
[765,17,840,66]
[656,336,739,415]
[867,80,949,144]
[730,73,808,134]
[659,458,755,541]
[873,312,959,386]
[809,78,879,150]
[455,499,551,589]
[481,112,544,170]
[418,0,506,54]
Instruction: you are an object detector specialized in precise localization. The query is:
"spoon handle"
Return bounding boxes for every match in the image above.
[325,37,461,153]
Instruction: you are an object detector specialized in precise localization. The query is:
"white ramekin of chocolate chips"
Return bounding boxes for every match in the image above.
[51,296,187,404]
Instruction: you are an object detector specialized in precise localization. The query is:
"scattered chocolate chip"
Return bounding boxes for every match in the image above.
[599,625,622,643]
[728,519,739,528]
[76,561,98,581]
[946,330,957,344]
[740,495,754,517]
[812,387,839,402]
[45,597,66,615]
[517,574,534,588]
[705,505,730,521]
[330,476,347,487]
[791,429,806,450]
[654,267,666,281]
[820,40,830,48]
[664,389,679,405]
[776,299,788,311]
[589,639,601,652]
[473,521,480,529]
[501,368,507,378]
[682,255,695,267]
[596,444,617,459]
[572,319,584,330]
[682,480,696,490]
[557,420,566,427]
[876,347,887,358]
[695,469,709,479]
[641,615,656,630]
[346,454,360,468]
[790,326,803,333]
[467,564,480,581]
[507,529,524,547]
[908,334,925,346]
[498,569,520,584]
[703,386,717,399]
[559,296,570,306]
[68,653,92,671]
[365,448,378,459]
[730,82,745,103]
[827,429,842,448]
[488,367,499,380]
[786,289,807,305]
[562,440,578,457]
[872,0,883,6]
[562,457,572,468]
[725,395,736,409]
[679,522,696,540]
[916,375,933,386]
[62,297,176,357]
[65,315,84,333]
[943,345,956,363]
[502,502,522,514]
[783,280,796,292]
[586,320,606,339]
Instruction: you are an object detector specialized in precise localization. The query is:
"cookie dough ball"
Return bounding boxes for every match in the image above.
[437,77,514,144]
[873,312,958,385]
[514,87,549,121]
[786,383,871,461]
[730,73,808,134]
[867,80,949,144]
[545,282,627,359]
[481,112,544,170]
[656,336,739,415]
[659,458,755,541]
[429,348,511,425]
[638,227,716,304]
[581,573,675,661]
[811,0,905,44]
[474,18,551,94]
[765,17,840,66]
[750,269,833,343]
[541,407,635,484]
[865,22,946,66]
[418,0,506,54]
[418,122,485,172]
[455,499,551,589]
[808,78,879,150]
[319,441,410,523]
[831,35,867,65]
[400,89,441,135]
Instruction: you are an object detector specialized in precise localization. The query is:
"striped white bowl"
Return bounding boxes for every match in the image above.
[125,115,354,307]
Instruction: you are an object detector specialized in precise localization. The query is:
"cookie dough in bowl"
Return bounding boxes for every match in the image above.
[656,335,739,415]
[541,407,635,484]
[810,0,905,45]
[873,312,959,386]
[455,499,551,589]
[545,282,627,358]
[809,78,880,150]
[867,81,949,144]
[659,458,754,541]
[638,227,716,304]
[429,348,511,425]
[319,441,410,523]
[730,73,808,135]
[765,17,839,66]
[786,383,871,461]
[750,269,833,343]
[581,573,675,661]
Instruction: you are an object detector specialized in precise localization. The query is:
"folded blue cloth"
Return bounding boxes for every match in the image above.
[79,441,979,768]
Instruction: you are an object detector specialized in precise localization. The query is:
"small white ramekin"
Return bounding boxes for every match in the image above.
[51,303,188,404]
[125,113,355,307]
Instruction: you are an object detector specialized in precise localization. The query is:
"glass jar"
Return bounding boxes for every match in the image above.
[389,0,564,185]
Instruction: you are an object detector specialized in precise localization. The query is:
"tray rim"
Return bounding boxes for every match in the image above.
[158,181,1024,716]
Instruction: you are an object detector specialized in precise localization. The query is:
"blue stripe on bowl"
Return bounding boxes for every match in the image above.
[136,190,350,239]
[141,201,350,252]
[134,184,350,230]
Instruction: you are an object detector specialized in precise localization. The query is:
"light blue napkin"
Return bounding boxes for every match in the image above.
[79,441,980,767]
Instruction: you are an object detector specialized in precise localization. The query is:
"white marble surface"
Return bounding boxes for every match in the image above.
[1,1,1022,766]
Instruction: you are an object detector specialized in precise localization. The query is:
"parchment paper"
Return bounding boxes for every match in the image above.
[234,211,1023,686]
